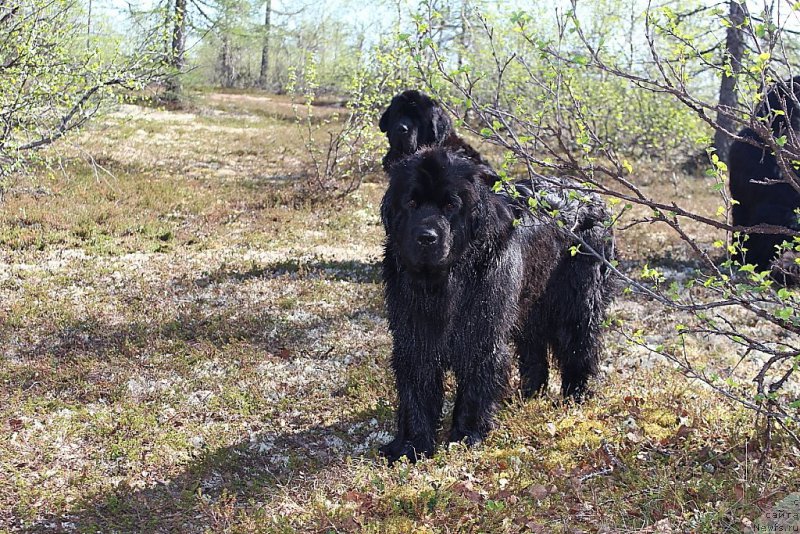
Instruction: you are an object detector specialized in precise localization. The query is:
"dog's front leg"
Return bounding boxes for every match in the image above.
[380,345,444,464]
[449,340,511,446]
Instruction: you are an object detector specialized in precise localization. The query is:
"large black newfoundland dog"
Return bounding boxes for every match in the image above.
[379,89,490,171]
[729,76,800,272]
[379,147,615,463]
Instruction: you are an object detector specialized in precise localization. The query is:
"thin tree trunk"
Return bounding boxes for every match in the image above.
[456,1,467,70]
[171,0,186,71]
[220,33,234,88]
[163,0,174,59]
[86,0,92,49]
[166,0,186,99]
[258,0,271,89]
[714,0,745,163]
[396,0,401,34]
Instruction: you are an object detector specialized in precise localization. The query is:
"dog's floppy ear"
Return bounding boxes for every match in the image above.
[380,184,395,230]
[473,165,514,231]
[430,104,452,143]
[462,164,488,236]
[379,107,390,133]
[380,160,409,230]
[479,166,501,190]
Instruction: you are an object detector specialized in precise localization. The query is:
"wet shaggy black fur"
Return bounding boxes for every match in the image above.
[379,89,490,171]
[379,147,615,464]
[730,76,800,271]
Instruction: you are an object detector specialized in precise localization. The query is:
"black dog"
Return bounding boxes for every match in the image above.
[379,148,615,464]
[379,89,491,171]
[729,76,800,271]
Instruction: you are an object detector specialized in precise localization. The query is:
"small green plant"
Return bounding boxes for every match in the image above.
[286,54,382,199]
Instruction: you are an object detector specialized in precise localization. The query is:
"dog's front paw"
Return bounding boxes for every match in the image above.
[379,437,432,464]
[448,428,485,447]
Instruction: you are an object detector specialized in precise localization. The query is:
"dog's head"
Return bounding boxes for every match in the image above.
[379,90,453,163]
[381,148,512,277]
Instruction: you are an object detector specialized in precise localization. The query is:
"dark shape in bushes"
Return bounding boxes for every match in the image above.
[729,77,800,272]
[378,147,615,464]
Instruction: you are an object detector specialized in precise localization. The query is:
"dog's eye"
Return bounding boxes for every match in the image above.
[444,199,460,213]
[407,199,417,209]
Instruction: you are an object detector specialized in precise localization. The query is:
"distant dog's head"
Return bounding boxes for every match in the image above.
[379,90,453,169]
[757,76,800,136]
[381,148,512,276]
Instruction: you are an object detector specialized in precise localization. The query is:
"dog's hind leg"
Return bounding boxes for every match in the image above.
[516,336,550,398]
[553,322,600,402]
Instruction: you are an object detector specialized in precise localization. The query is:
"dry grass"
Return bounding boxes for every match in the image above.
[0,89,798,533]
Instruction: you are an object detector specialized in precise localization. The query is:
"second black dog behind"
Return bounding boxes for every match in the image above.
[379,89,491,171]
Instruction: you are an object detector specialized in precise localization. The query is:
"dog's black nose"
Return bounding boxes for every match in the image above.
[397,124,409,134]
[416,228,438,245]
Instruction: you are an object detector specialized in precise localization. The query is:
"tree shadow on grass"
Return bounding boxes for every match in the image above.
[18,310,296,360]
[5,310,392,531]
[2,296,381,404]
[32,406,391,533]
[1,257,391,532]
[193,257,382,286]
[4,256,383,366]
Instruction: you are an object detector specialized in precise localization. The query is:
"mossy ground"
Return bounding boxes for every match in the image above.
[0,90,797,533]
